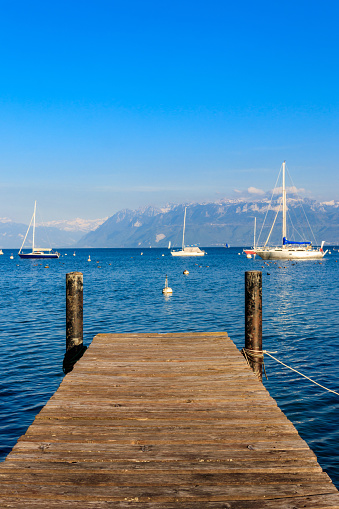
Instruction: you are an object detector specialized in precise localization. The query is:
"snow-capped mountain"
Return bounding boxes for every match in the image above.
[38,217,108,233]
[0,216,106,248]
[76,198,339,248]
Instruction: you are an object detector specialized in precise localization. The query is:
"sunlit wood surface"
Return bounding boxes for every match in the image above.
[0,332,338,508]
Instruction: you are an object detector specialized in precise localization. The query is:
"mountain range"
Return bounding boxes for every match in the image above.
[77,198,339,248]
[1,198,339,249]
[0,217,106,249]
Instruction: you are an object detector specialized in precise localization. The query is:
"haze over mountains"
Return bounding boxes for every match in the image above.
[77,198,339,248]
[1,198,339,249]
[0,217,107,249]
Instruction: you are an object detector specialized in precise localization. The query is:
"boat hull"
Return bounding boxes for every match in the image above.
[19,252,60,259]
[255,248,325,260]
[171,252,205,257]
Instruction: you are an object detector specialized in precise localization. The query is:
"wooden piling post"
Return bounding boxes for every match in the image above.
[66,272,83,350]
[244,270,262,381]
[64,272,85,373]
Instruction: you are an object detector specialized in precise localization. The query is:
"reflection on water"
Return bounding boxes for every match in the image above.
[0,248,338,486]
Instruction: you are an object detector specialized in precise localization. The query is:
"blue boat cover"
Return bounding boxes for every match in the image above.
[283,237,311,245]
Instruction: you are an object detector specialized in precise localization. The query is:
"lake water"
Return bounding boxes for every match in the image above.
[0,247,338,487]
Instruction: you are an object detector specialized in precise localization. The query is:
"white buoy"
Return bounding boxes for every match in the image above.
[162,254,165,256]
[10,254,14,259]
[162,275,173,294]
[246,254,252,259]
[88,256,91,262]
[141,252,143,255]
[183,269,189,275]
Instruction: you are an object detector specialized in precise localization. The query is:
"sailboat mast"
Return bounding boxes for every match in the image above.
[254,217,256,248]
[182,207,187,250]
[32,200,36,252]
[282,161,287,242]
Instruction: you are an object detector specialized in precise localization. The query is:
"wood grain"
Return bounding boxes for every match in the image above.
[0,332,338,507]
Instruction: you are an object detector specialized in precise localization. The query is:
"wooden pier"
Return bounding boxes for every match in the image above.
[0,332,338,508]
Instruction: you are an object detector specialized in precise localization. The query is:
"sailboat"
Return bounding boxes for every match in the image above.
[246,162,327,260]
[171,207,205,257]
[18,201,60,259]
[244,218,257,256]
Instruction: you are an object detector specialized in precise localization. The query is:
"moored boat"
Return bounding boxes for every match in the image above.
[246,162,327,261]
[171,207,205,257]
[18,201,60,259]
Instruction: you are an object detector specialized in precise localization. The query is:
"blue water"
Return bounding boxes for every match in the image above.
[0,247,338,486]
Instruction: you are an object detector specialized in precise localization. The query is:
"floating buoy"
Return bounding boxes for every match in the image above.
[10,255,14,259]
[141,252,143,255]
[44,265,49,268]
[162,275,173,294]
[88,256,91,262]
[162,254,165,256]
[183,269,189,275]
[246,254,252,259]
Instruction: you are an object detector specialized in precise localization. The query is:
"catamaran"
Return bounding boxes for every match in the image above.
[18,201,60,259]
[245,162,327,260]
[171,207,205,257]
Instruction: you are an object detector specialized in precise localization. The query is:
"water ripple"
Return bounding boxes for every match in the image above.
[0,247,338,486]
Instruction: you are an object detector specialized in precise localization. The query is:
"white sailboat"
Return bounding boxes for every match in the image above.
[248,162,327,260]
[18,201,60,259]
[244,217,257,257]
[171,207,205,257]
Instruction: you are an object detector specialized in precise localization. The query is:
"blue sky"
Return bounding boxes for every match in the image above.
[0,0,338,223]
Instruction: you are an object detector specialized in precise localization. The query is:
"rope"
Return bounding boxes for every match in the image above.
[263,350,339,396]
[286,166,318,245]
[241,348,268,381]
[256,165,282,247]
[264,199,282,247]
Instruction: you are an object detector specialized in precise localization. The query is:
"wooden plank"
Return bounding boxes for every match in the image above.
[0,494,338,509]
[0,482,337,502]
[0,332,338,507]
[0,459,323,473]
[0,471,332,487]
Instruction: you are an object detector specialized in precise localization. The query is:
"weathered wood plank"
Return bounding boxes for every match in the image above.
[0,482,337,501]
[0,471,332,486]
[0,332,338,508]
[0,494,338,509]
[0,459,323,473]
